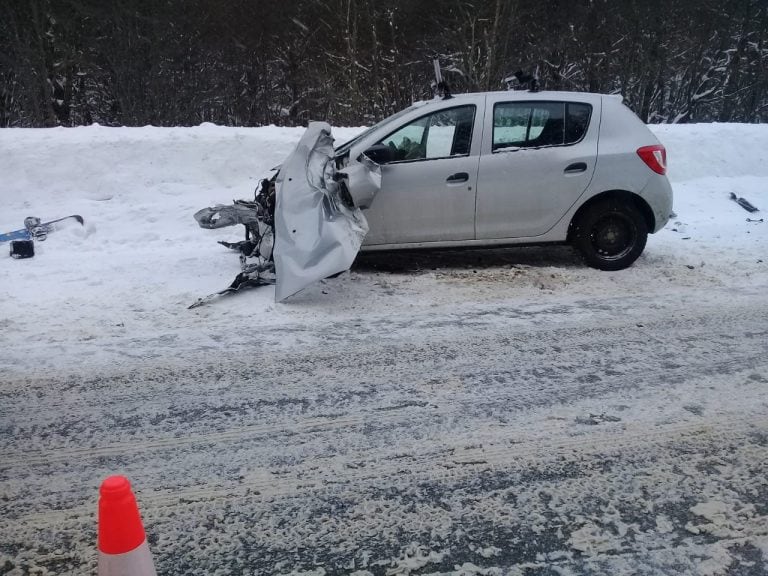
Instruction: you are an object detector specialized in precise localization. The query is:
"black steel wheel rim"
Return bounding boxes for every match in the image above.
[590,214,636,261]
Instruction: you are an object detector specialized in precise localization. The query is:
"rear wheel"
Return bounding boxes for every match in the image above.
[572,201,648,271]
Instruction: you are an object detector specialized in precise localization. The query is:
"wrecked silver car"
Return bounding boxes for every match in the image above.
[192,122,380,306]
[195,89,673,305]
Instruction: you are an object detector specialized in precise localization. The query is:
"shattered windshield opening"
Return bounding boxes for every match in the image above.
[334,104,423,157]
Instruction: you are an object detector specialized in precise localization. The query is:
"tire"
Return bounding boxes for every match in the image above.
[572,200,648,271]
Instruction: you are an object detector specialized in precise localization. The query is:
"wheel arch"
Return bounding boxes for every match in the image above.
[567,190,655,242]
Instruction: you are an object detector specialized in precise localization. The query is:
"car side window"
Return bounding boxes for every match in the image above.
[493,101,592,151]
[378,105,475,162]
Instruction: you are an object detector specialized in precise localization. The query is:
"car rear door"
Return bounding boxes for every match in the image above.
[475,94,600,239]
[362,100,483,245]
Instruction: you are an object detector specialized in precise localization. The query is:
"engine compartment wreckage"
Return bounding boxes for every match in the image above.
[192,122,381,306]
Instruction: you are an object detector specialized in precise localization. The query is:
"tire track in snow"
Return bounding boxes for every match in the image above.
[3,410,765,524]
[2,297,765,456]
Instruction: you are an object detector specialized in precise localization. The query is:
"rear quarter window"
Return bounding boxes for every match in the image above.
[565,103,591,144]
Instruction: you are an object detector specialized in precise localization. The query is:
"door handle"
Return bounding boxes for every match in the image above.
[564,162,587,174]
[446,172,469,183]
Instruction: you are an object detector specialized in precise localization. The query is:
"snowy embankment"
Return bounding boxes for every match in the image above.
[0,122,766,377]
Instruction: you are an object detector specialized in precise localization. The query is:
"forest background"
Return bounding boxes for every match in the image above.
[1,0,766,128]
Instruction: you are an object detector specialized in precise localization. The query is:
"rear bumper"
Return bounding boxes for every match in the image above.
[639,174,674,233]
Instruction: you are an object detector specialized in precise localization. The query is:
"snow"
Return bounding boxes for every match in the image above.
[0,124,360,374]
[1,122,767,575]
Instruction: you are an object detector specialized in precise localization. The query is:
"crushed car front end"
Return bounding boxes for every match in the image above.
[193,122,381,304]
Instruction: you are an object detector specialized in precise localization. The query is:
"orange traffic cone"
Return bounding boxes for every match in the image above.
[97,475,157,576]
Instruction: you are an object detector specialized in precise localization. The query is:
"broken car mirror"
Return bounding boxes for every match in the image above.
[362,144,395,165]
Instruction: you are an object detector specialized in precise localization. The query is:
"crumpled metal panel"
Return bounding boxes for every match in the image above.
[194,203,265,229]
[339,154,382,210]
[273,122,378,301]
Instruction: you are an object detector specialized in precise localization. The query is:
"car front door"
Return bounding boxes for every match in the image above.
[476,96,600,239]
[362,103,482,246]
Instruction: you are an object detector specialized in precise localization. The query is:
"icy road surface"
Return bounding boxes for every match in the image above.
[1,123,767,574]
[2,273,768,575]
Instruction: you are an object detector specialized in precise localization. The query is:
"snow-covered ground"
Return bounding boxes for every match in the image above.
[1,123,767,575]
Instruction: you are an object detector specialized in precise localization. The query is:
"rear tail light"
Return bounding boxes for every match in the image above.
[637,145,667,175]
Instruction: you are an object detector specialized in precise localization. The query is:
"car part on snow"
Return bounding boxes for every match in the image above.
[2,215,85,260]
[188,265,276,309]
[10,239,35,259]
[24,217,46,240]
[191,181,277,308]
[192,122,381,305]
[729,192,759,213]
[0,214,85,244]
[195,197,275,264]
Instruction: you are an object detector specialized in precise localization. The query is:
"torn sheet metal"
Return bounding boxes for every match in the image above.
[191,194,276,308]
[195,202,267,229]
[273,122,378,301]
[193,122,381,304]
[337,154,381,210]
